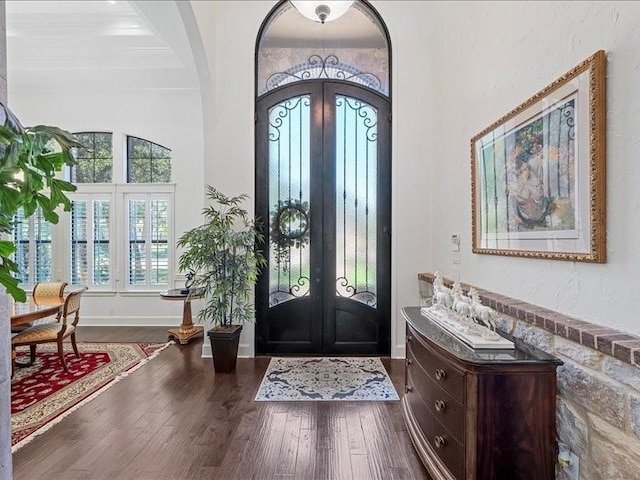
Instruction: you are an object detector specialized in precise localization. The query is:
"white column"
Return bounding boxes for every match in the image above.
[0,0,12,477]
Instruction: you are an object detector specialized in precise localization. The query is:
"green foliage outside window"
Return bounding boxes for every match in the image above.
[127,136,171,183]
[72,132,113,183]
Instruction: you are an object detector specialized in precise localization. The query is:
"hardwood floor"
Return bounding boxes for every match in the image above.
[12,327,430,480]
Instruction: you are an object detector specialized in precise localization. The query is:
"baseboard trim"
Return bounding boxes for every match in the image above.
[393,344,406,359]
[81,316,180,327]
[200,342,252,359]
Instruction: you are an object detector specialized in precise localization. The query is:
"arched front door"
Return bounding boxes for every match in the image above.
[255,80,390,355]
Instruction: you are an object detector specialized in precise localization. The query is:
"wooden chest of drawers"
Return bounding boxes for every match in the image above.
[402,307,562,480]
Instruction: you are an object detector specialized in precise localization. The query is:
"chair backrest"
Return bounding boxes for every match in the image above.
[32,282,67,300]
[62,290,83,326]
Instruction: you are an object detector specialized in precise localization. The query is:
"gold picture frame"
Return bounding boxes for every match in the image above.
[471,50,606,263]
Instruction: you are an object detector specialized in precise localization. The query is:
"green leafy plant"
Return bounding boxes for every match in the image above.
[177,186,267,328]
[0,103,79,301]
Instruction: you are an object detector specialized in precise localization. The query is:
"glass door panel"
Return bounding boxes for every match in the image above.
[335,95,378,308]
[268,95,312,307]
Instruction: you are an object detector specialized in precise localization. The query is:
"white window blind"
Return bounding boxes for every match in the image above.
[126,193,171,289]
[70,196,112,289]
[12,208,53,286]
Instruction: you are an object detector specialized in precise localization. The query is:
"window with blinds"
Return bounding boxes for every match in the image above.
[70,197,111,288]
[12,131,175,293]
[126,194,170,289]
[12,208,53,285]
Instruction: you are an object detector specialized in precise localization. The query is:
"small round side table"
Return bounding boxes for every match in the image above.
[161,289,204,345]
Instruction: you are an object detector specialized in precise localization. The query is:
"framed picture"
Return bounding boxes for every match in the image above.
[471,50,606,263]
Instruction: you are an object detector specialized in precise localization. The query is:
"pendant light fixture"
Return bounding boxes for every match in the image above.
[290,1,355,24]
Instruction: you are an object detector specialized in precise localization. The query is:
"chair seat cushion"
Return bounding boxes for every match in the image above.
[11,323,75,345]
[11,323,33,334]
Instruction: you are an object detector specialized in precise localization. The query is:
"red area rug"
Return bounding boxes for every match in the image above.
[11,341,171,451]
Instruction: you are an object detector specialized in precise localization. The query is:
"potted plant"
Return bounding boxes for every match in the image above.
[0,102,79,301]
[177,185,267,373]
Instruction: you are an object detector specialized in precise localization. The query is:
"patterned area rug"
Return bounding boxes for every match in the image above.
[255,357,399,401]
[11,341,171,451]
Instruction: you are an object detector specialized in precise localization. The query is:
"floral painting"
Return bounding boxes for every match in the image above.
[471,50,606,262]
[477,96,577,238]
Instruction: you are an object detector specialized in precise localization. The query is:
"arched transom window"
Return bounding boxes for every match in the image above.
[256,1,390,97]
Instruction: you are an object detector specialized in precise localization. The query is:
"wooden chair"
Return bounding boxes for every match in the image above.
[11,282,67,334]
[33,282,68,300]
[11,289,83,372]
[11,282,68,365]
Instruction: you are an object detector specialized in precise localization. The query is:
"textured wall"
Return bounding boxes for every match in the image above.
[190,0,640,355]
[424,1,640,335]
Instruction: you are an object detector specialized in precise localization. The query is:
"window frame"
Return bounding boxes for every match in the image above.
[71,131,114,184]
[120,184,175,292]
[13,132,177,295]
[12,207,56,287]
[126,135,172,184]
[68,185,117,291]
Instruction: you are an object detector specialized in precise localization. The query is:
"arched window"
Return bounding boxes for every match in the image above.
[256,1,390,97]
[12,129,175,292]
[126,135,172,183]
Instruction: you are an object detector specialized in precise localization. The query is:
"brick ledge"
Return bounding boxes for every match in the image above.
[418,272,640,366]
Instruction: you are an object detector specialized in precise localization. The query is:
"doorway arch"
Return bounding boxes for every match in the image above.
[255,1,392,355]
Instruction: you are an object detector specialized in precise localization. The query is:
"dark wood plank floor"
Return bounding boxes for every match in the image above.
[12,327,430,480]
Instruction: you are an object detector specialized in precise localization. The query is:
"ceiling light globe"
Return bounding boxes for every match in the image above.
[290,1,355,23]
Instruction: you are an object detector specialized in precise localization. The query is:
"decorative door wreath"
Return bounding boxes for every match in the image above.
[270,199,310,270]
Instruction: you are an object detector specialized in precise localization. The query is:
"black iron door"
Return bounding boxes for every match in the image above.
[256,81,390,355]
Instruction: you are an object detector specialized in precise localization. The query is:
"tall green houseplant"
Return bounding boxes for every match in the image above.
[177,186,267,329]
[0,103,79,301]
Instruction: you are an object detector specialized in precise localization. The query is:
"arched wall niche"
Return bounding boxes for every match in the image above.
[256,0,391,97]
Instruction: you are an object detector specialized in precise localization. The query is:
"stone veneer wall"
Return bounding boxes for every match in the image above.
[418,273,640,480]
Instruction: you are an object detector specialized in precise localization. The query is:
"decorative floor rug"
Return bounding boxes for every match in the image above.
[255,357,399,401]
[11,341,171,452]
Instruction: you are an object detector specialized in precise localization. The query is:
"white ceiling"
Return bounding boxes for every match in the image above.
[6,0,199,94]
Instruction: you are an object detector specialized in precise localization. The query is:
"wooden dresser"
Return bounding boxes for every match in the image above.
[402,307,562,480]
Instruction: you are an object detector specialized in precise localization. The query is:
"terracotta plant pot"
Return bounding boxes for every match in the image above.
[207,325,242,373]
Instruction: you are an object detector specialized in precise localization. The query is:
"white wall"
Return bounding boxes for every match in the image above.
[425,1,640,335]
[190,0,434,358]
[12,0,635,356]
[7,89,206,327]
[190,0,640,356]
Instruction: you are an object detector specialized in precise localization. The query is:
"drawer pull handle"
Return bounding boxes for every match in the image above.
[406,385,413,393]
[434,436,446,448]
[407,335,413,342]
[435,400,446,412]
[406,359,412,366]
[435,368,446,380]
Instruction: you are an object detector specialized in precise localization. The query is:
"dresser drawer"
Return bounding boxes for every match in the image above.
[407,360,464,443]
[407,326,465,401]
[406,384,464,480]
